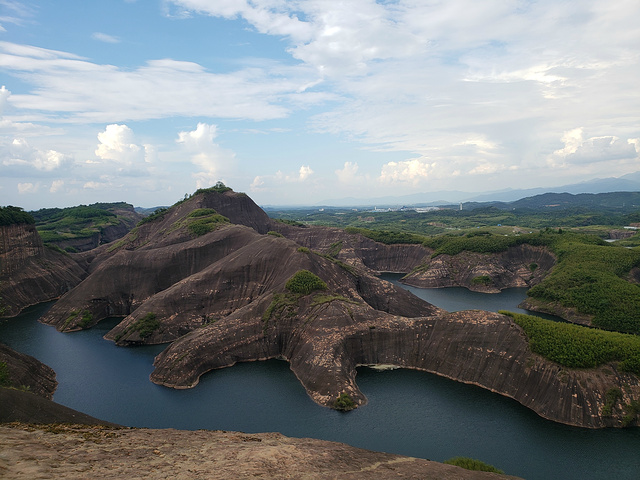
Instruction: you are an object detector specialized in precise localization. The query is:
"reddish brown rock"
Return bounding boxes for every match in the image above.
[0,224,87,317]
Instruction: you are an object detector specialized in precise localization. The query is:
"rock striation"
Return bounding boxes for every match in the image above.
[33,188,640,428]
[0,343,57,399]
[0,224,87,317]
[0,423,522,480]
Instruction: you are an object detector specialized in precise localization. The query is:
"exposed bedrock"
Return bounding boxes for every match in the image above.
[273,225,557,292]
[40,224,262,332]
[0,224,87,317]
[151,298,638,428]
[0,343,57,399]
[272,224,432,273]
[105,233,436,345]
[402,244,556,292]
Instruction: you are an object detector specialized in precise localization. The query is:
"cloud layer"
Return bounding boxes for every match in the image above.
[0,0,639,208]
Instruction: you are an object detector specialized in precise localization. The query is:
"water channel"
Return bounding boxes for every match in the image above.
[1,279,639,480]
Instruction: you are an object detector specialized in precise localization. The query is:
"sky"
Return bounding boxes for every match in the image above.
[0,0,639,209]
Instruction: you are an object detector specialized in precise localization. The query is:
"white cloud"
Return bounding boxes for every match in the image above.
[177,123,235,188]
[1,137,68,172]
[49,179,64,193]
[0,85,9,114]
[551,128,639,166]
[379,158,436,184]
[17,182,37,194]
[91,32,120,43]
[0,41,324,123]
[95,124,143,166]
[335,161,359,184]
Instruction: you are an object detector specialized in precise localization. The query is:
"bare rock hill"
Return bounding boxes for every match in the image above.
[0,224,87,317]
[0,423,522,480]
[36,188,640,428]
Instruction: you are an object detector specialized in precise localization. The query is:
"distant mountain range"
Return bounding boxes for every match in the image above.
[309,172,640,208]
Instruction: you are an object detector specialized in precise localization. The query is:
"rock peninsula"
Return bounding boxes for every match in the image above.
[10,187,640,428]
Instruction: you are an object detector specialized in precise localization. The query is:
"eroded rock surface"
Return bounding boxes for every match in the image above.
[35,189,639,428]
[0,343,57,399]
[0,424,522,480]
[0,224,87,317]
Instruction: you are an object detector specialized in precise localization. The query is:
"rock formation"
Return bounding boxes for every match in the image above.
[0,343,57,399]
[31,188,640,427]
[0,224,87,317]
[0,423,522,480]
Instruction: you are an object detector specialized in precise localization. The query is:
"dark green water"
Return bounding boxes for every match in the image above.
[2,289,640,480]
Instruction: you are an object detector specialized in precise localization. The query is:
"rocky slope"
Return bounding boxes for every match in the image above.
[0,343,57,399]
[0,423,522,480]
[34,188,639,428]
[0,224,87,317]
[271,223,556,292]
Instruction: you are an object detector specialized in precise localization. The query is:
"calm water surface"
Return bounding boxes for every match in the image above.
[2,288,639,480]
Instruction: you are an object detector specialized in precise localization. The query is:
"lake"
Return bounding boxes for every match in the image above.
[1,283,639,480]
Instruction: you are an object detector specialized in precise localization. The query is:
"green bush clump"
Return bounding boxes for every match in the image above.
[0,206,35,226]
[502,311,640,374]
[187,208,219,218]
[345,227,426,245]
[267,231,284,237]
[444,457,503,474]
[187,214,229,236]
[138,207,169,226]
[285,270,327,295]
[297,247,310,253]
[0,361,11,387]
[65,309,93,329]
[333,392,356,411]
[132,313,160,338]
[471,275,491,285]
[526,242,640,334]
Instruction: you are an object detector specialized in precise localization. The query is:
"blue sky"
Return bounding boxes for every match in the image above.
[1,0,639,209]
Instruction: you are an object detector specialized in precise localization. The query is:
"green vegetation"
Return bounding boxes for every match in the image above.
[187,208,218,218]
[326,241,343,258]
[267,230,284,237]
[285,270,327,295]
[444,457,504,474]
[32,202,133,244]
[471,275,492,285]
[64,309,93,329]
[115,313,161,341]
[0,206,35,226]
[138,207,169,225]
[131,313,160,338]
[297,247,311,253]
[333,392,356,411]
[502,312,640,374]
[345,226,426,245]
[0,361,10,387]
[187,213,229,236]
[526,240,640,334]
[172,181,235,208]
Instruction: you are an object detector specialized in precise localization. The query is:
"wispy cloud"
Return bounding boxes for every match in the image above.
[91,32,120,44]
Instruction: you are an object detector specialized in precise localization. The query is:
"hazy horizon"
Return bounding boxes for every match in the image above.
[1,1,639,210]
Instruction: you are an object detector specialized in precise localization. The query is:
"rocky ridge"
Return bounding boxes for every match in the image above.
[0,224,87,317]
[0,423,522,480]
[34,188,640,428]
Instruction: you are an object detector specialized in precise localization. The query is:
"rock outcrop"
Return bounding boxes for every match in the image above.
[0,343,57,399]
[34,188,639,428]
[0,224,87,317]
[0,423,522,480]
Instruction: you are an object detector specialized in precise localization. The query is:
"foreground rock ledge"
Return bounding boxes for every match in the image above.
[0,424,522,480]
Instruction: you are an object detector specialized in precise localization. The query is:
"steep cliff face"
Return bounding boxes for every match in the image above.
[273,224,557,293]
[0,343,57,399]
[402,244,556,292]
[151,305,638,428]
[0,224,87,317]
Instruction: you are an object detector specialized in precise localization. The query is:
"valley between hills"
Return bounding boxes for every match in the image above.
[2,185,640,477]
